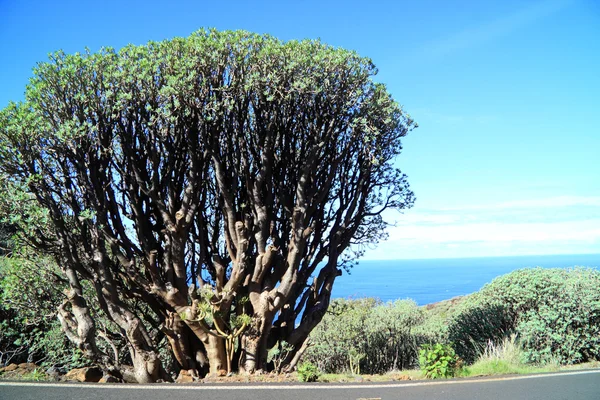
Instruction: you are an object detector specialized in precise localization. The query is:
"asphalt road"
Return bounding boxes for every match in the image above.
[1,370,599,400]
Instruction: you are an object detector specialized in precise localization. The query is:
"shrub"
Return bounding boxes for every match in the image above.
[267,340,294,373]
[478,334,523,365]
[305,298,429,374]
[0,255,73,367]
[0,252,135,370]
[447,300,512,364]
[297,362,321,382]
[419,343,459,379]
[448,267,600,365]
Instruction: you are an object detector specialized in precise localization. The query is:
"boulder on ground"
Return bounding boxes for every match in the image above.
[45,366,61,379]
[99,368,124,383]
[64,366,103,382]
[99,375,121,383]
[18,363,38,371]
[176,369,195,383]
[3,363,19,372]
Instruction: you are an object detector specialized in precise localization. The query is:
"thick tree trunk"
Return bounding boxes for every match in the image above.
[110,307,168,383]
[240,312,275,373]
[241,335,259,373]
[92,244,170,383]
[163,317,212,379]
[154,283,228,377]
[57,265,100,360]
[56,290,99,360]
[163,312,196,371]
[203,335,227,375]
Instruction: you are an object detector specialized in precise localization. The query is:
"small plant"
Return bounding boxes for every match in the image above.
[479,334,523,365]
[297,361,321,382]
[348,348,365,375]
[419,343,459,379]
[268,340,294,373]
[23,368,48,381]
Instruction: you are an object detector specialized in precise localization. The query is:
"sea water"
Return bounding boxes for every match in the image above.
[331,253,600,305]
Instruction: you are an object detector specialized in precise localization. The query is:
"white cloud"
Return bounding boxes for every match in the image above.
[388,220,600,243]
[365,195,600,259]
[440,196,600,211]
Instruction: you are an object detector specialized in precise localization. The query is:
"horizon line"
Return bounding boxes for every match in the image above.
[359,251,600,262]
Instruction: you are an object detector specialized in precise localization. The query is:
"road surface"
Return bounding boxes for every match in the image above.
[1,369,599,400]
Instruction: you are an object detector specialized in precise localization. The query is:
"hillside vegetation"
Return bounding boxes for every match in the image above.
[2,264,599,380]
[305,267,600,375]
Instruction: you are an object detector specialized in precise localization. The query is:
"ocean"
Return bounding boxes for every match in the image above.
[330,253,600,305]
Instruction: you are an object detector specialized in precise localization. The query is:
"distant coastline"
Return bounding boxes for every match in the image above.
[332,253,600,305]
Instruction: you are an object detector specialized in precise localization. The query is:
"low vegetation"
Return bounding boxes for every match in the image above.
[2,263,599,382]
[305,267,600,380]
[305,298,426,374]
[450,267,600,365]
[419,343,459,379]
[297,362,321,382]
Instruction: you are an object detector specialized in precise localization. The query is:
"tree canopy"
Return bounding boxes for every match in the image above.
[0,29,415,382]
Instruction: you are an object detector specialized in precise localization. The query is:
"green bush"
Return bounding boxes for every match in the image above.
[419,343,459,379]
[447,300,512,363]
[448,267,600,365]
[305,298,429,374]
[297,362,321,382]
[0,255,71,367]
[0,253,129,370]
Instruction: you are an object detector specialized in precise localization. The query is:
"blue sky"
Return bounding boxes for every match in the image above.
[1,0,598,259]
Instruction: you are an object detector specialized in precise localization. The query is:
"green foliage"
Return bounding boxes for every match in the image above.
[0,223,15,256]
[460,335,542,377]
[0,28,415,377]
[297,361,321,382]
[447,300,512,364]
[21,368,49,381]
[307,267,600,377]
[0,254,70,367]
[232,313,252,328]
[306,298,429,374]
[419,343,459,379]
[268,340,294,373]
[0,251,128,369]
[448,267,600,365]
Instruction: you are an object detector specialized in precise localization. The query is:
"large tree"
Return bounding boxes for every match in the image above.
[0,29,416,382]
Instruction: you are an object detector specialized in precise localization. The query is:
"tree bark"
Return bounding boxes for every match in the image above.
[56,265,100,360]
[203,335,227,375]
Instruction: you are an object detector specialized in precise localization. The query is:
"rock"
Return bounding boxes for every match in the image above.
[390,373,412,381]
[64,367,104,382]
[45,366,61,379]
[176,370,195,383]
[18,363,37,371]
[99,375,121,383]
[217,369,227,377]
[98,367,124,383]
[4,364,18,372]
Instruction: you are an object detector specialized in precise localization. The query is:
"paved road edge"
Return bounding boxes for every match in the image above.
[1,368,599,390]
